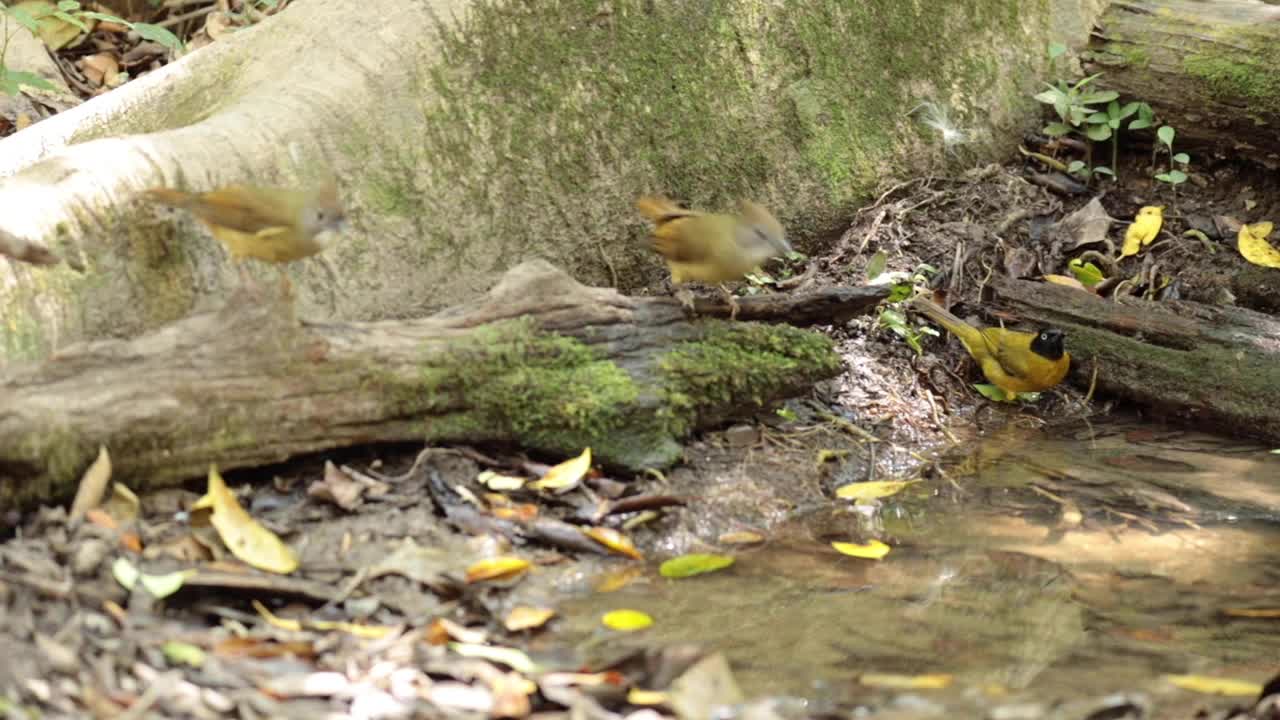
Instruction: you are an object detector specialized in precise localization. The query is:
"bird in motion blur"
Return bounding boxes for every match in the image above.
[636,195,791,319]
[144,178,347,297]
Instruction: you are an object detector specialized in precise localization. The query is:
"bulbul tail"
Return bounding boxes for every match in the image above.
[909,296,983,350]
[143,187,196,210]
[636,195,696,224]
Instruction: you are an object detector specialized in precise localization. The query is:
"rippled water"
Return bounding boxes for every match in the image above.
[554,420,1280,714]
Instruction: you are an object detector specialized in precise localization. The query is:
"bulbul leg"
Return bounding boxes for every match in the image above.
[277,267,293,300]
[672,285,697,316]
[718,284,740,320]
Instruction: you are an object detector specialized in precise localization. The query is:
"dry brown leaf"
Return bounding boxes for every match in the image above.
[464,556,531,583]
[504,606,556,632]
[582,526,643,560]
[69,446,111,522]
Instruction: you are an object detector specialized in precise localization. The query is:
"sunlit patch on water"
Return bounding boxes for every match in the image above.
[554,419,1280,714]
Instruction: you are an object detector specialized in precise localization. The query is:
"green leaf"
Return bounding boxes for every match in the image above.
[1093,166,1115,176]
[1086,111,1108,123]
[51,10,87,31]
[1119,101,1140,118]
[1048,42,1067,60]
[1067,160,1086,173]
[1078,90,1119,105]
[1166,170,1187,184]
[1106,99,1120,117]
[1108,117,1121,129]
[1173,152,1190,164]
[1043,122,1073,137]
[79,10,127,22]
[132,22,183,50]
[162,641,207,668]
[7,7,41,33]
[1069,258,1105,286]
[1,68,57,94]
[1129,118,1152,130]
[1033,89,1063,105]
[1068,105,1088,125]
[1072,72,1105,90]
[886,283,912,303]
[865,249,887,281]
[1157,125,1175,147]
[973,384,1014,402]
[659,554,735,579]
[55,0,79,9]
[1086,124,1112,142]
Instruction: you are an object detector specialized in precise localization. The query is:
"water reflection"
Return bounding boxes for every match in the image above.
[556,420,1280,711]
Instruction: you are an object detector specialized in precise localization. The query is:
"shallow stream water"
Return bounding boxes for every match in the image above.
[554,419,1280,716]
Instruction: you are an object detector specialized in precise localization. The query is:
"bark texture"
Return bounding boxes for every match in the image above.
[993,277,1280,443]
[0,261,872,511]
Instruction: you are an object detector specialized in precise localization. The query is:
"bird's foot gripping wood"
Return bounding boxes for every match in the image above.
[718,284,741,320]
[673,286,697,316]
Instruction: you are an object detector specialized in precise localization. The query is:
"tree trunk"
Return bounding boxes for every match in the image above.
[0,0,1094,364]
[0,261,885,511]
[992,277,1280,443]
[1085,0,1280,162]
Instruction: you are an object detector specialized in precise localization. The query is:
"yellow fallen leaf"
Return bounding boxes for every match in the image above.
[594,565,643,592]
[479,471,526,492]
[529,448,591,492]
[253,600,394,639]
[627,689,670,706]
[582,526,643,560]
[659,554,734,578]
[860,673,953,690]
[69,445,111,521]
[504,606,556,632]
[717,530,765,545]
[1164,674,1262,696]
[835,479,920,502]
[1120,205,1163,259]
[602,609,653,632]
[1042,274,1087,290]
[465,556,531,583]
[832,540,891,560]
[191,466,299,574]
[1237,221,1280,268]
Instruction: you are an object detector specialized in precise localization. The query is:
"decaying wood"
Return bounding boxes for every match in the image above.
[0,261,882,510]
[1086,0,1280,162]
[993,277,1280,442]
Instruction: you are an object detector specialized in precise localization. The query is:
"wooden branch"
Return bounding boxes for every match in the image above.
[689,284,891,324]
[0,261,884,510]
[992,277,1280,442]
[1085,0,1280,161]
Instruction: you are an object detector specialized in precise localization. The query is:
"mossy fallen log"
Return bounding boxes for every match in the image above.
[1085,0,1280,162]
[993,277,1280,443]
[0,261,881,511]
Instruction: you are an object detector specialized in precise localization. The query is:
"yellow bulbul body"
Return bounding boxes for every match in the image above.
[636,195,791,316]
[910,296,1070,394]
[145,181,346,295]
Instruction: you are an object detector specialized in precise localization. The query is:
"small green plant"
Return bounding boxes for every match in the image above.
[1035,71,1118,180]
[878,308,938,356]
[1,0,182,96]
[1153,125,1189,201]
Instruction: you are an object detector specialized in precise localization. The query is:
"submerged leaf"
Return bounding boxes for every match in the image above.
[602,609,653,632]
[1164,674,1262,696]
[465,556,531,584]
[583,526,643,560]
[831,540,891,560]
[659,554,735,579]
[835,480,920,502]
[860,673,953,689]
